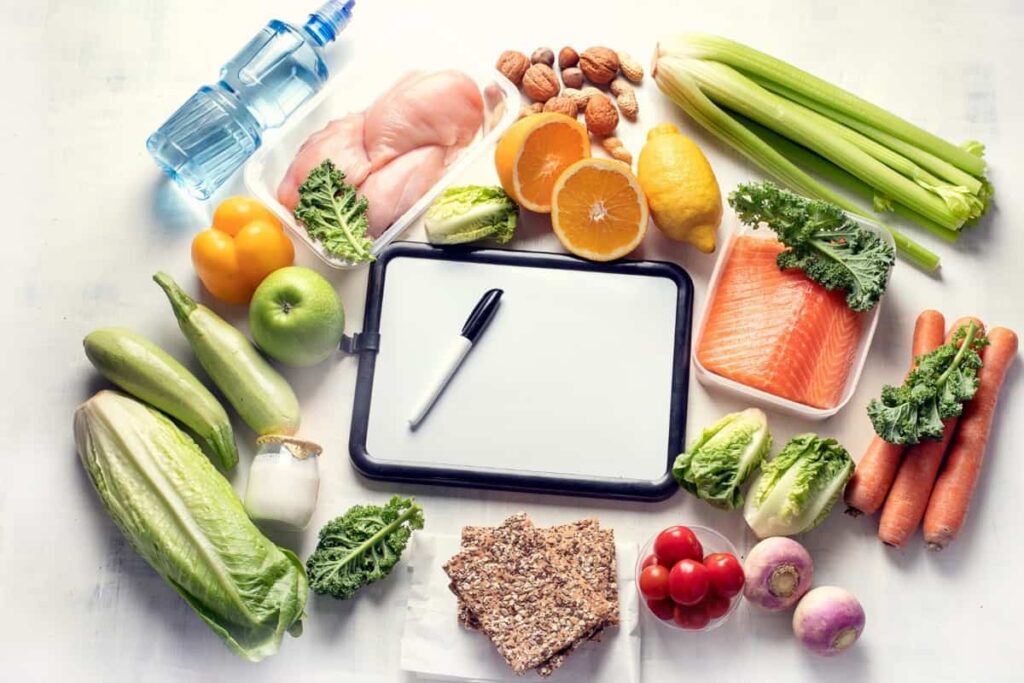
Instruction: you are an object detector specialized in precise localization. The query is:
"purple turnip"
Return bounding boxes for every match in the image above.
[742,537,813,611]
[793,586,865,656]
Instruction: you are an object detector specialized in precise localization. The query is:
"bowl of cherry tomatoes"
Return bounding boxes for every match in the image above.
[636,524,744,631]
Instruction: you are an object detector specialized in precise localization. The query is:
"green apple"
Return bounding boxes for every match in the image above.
[249,266,345,367]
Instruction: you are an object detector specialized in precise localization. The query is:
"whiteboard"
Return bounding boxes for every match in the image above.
[361,249,688,486]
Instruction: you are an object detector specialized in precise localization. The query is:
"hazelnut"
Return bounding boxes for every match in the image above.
[561,67,584,89]
[579,47,620,85]
[558,46,579,69]
[522,63,560,102]
[496,50,530,86]
[542,96,578,118]
[585,95,618,136]
[531,47,555,67]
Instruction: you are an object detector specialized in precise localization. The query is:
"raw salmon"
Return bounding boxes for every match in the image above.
[697,236,864,409]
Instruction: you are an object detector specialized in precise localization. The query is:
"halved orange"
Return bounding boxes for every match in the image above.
[551,158,649,262]
[494,113,590,213]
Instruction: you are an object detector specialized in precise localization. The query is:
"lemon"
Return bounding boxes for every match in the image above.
[636,123,723,253]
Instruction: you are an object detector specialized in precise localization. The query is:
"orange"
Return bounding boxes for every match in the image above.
[494,113,590,213]
[551,158,649,262]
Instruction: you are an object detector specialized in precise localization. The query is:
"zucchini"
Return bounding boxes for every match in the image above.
[154,272,300,436]
[84,327,238,469]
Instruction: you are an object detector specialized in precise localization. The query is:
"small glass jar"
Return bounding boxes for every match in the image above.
[244,435,322,532]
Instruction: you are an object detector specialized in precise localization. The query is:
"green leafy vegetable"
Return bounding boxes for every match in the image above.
[74,391,308,662]
[294,159,374,263]
[867,321,987,445]
[743,434,854,538]
[673,408,772,510]
[729,182,895,312]
[306,495,424,600]
[424,185,519,245]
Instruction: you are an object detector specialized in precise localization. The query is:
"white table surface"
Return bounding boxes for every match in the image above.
[4,0,1023,680]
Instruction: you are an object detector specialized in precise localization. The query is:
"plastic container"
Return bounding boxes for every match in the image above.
[635,525,741,632]
[244,435,322,532]
[692,213,895,419]
[244,69,520,269]
[147,0,356,199]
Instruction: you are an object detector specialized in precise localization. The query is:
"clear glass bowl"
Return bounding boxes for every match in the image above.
[635,524,742,632]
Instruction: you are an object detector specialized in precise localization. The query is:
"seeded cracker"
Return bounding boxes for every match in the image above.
[449,516,620,676]
[443,514,613,674]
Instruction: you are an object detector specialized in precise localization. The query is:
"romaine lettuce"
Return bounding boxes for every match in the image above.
[74,391,308,661]
[672,408,771,509]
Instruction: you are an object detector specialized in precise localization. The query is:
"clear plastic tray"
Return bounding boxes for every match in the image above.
[692,212,895,419]
[243,68,520,269]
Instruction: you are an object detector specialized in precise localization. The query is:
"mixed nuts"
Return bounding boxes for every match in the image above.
[496,43,644,158]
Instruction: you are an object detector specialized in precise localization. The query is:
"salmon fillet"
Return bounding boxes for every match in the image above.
[697,236,863,409]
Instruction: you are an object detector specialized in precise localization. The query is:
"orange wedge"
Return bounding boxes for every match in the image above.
[551,158,649,262]
[495,113,590,213]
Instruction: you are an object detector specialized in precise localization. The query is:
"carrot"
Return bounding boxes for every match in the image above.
[845,310,946,516]
[877,317,983,547]
[924,326,1019,550]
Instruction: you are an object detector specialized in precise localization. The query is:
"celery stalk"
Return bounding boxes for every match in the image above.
[734,113,960,244]
[746,75,985,196]
[664,34,987,177]
[652,58,940,270]
[683,59,966,230]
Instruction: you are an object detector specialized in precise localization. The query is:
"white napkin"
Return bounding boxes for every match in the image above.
[400,532,640,683]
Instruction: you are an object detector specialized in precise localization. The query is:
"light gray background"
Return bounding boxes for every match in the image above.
[3,0,1022,681]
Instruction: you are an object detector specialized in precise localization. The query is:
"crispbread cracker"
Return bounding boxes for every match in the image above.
[448,515,620,677]
[443,514,612,674]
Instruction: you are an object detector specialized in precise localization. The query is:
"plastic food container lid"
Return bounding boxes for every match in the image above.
[691,212,895,419]
[243,68,521,269]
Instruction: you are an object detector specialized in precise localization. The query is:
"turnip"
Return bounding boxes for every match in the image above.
[793,586,865,656]
[742,537,813,611]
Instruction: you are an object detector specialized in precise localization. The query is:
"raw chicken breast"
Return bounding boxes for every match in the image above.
[363,70,484,170]
[360,145,447,236]
[276,113,372,210]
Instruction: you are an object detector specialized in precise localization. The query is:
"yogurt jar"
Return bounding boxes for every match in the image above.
[244,435,322,531]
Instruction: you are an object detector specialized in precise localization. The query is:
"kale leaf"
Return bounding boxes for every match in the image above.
[294,159,375,263]
[306,495,424,600]
[728,182,895,312]
[867,322,987,445]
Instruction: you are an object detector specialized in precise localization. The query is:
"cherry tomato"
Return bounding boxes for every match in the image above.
[703,552,745,598]
[668,559,710,606]
[639,564,670,600]
[640,554,661,569]
[702,590,731,620]
[673,601,711,630]
[646,597,676,621]
[654,526,703,566]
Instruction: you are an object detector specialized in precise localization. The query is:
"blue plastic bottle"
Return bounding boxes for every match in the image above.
[147,0,355,200]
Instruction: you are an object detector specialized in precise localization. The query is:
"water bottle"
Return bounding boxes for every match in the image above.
[147,0,355,200]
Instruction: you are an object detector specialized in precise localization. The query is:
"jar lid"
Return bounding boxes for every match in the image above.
[256,434,323,460]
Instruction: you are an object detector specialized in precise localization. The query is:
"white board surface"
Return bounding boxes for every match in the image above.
[365,254,682,481]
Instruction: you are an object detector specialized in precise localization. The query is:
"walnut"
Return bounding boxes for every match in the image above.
[496,50,530,86]
[522,63,559,102]
[531,47,555,66]
[558,47,579,69]
[543,96,578,118]
[579,47,620,85]
[584,95,618,135]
